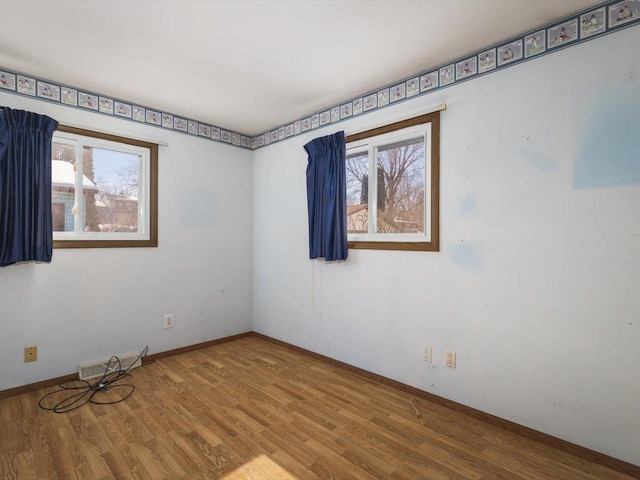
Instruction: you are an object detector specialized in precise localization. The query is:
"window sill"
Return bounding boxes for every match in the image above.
[347,240,439,252]
[53,238,157,249]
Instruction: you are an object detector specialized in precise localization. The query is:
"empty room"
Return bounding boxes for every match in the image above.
[1,0,639,478]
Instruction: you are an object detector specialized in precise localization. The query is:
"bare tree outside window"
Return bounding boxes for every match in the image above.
[346,153,368,234]
[89,147,141,233]
[346,139,425,235]
[51,142,140,234]
[343,110,440,251]
[376,139,425,234]
[51,125,158,248]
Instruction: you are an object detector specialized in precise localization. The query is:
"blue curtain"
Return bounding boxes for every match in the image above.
[0,107,58,267]
[304,131,348,261]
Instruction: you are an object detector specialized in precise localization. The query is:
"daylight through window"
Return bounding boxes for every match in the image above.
[52,126,158,248]
[345,111,439,251]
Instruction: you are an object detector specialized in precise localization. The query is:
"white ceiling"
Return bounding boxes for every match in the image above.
[1,0,602,136]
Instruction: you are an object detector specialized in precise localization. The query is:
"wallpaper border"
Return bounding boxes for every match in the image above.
[0,73,252,150]
[252,0,639,149]
[0,0,637,151]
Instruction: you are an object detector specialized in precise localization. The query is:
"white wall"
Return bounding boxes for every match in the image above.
[1,22,638,467]
[252,26,640,465]
[0,93,253,390]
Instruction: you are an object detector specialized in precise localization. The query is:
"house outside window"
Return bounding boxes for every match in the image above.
[52,126,158,248]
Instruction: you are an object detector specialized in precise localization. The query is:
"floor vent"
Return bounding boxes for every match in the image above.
[78,353,142,381]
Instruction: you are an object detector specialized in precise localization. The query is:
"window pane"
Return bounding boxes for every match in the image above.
[51,140,76,232]
[87,147,141,233]
[346,152,369,234]
[376,138,425,234]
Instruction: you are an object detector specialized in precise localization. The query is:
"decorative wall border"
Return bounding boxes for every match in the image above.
[0,70,253,150]
[251,0,639,149]
[0,0,638,152]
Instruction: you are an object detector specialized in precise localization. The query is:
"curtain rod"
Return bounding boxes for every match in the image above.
[345,103,446,143]
[345,103,447,137]
[427,103,446,113]
[60,122,169,147]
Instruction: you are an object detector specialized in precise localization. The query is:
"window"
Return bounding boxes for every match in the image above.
[345,111,439,251]
[52,126,158,248]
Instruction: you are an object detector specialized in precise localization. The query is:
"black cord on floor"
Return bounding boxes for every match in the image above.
[39,346,148,413]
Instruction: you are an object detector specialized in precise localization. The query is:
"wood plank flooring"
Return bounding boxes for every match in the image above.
[0,337,635,479]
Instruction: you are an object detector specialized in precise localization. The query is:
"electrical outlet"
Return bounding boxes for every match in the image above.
[24,345,38,363]
[445,350,456,368]
[164,314,174,329]
[423,346,432,362]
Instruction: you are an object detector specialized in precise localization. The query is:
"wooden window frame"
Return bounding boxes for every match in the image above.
[53,125,158,249]
[345,111,440,252]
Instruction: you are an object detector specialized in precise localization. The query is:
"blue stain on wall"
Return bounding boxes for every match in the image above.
[519,147,558,172]
[452,242,484,273]
[459,193,477,213]
[574,88,640,188]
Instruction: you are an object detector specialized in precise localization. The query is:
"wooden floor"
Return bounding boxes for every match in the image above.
[0,337,635,480]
